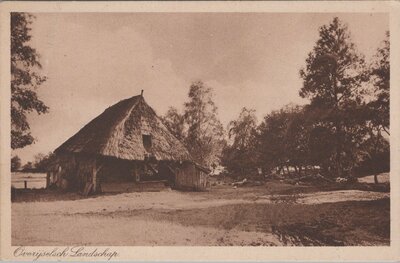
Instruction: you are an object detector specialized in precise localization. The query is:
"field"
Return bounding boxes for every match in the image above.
[11,172,46,189]
[12,178,390,246]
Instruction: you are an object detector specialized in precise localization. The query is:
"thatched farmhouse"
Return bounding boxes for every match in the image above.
[47,92,209,194]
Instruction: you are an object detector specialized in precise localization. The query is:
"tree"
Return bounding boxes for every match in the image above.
[11,13,48,149]
[22,161,34,171]
[227,108,257,150]
[355,131,389,182]
[284,106,314,173]
[33,152,55,172]
[11,155,21,171]
[368,31,390,135]
[257,108,287,173]
[161,107,186,141]
[222,107,258,176]
[183,81,225,167]
[363,32,390,183]
[299,17,368,178]
[256,104,307,174]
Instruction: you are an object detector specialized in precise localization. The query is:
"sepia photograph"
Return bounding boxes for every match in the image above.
[1,1,399,261]
[9,11,391,246]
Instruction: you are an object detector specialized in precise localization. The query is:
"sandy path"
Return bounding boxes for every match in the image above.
[12,189,389,246]
[12,190,389,217]
[358,173,390,184]
[12,214,282,246]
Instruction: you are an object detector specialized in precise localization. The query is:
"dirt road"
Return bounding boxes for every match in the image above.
[12,187,390,246]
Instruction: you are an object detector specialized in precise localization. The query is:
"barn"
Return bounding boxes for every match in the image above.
[47,92,209,194]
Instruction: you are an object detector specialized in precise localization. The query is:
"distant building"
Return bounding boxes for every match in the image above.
[47,92,209,194]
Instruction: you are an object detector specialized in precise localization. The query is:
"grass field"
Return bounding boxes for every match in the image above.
[12,179,390,246]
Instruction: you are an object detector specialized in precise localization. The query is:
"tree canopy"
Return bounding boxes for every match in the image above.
[299,17,371,177]
[222,107,258,175]
[11,155,22,172]
[368,31,390,136]
[11,13,48,149]
[162,81,225,167]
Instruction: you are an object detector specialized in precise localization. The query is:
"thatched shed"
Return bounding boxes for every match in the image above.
[47,92,209,194]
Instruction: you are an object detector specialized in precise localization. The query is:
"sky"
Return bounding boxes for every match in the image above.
[13,12,389,164]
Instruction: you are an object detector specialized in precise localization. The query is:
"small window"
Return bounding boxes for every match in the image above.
[142,134,152,149]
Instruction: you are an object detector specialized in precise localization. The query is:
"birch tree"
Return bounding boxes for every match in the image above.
[222,107,258,175]
[184,81,225,167]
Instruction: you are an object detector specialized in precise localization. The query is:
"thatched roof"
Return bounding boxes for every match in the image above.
[55,94,192,161]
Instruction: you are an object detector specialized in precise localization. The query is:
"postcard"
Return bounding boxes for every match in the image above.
[0,1,399,261]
